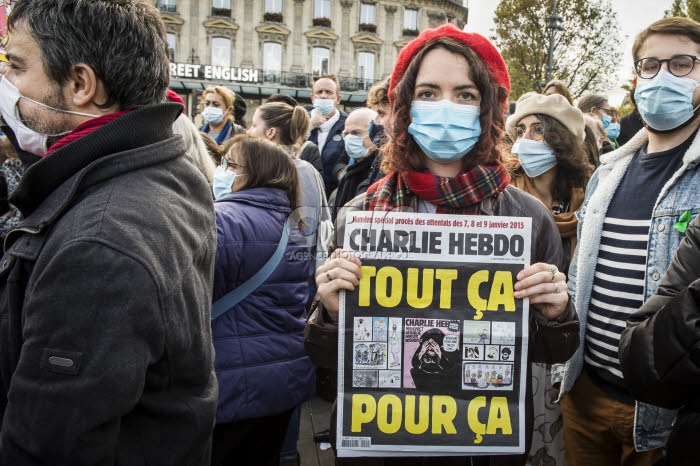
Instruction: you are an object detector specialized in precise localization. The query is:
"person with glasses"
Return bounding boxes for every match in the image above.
[556,16,700,466]
[211,135,315,466]
[505,93,590,466]
[577,93,615,154]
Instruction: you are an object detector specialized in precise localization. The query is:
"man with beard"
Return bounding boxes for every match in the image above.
[556,16,700,466]
[410,328,461,393]
[0,1,216,464]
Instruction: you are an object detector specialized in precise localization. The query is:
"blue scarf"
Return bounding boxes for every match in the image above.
[201,120,232,145]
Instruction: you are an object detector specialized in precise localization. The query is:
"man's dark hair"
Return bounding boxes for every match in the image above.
[8,0,170,110]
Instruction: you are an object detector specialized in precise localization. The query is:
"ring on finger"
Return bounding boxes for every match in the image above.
[550,268,557,281]
[326,272,333,282]
[552,282,559,293]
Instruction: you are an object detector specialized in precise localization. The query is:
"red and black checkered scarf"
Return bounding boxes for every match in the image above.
[364,164,511,214]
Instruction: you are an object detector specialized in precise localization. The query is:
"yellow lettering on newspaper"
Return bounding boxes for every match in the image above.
[404,395,430,434]
[351,394,377,432]
[357,266,458,309]
[467,396,513,444]
[350,394,457,434]
[467,270,515,320]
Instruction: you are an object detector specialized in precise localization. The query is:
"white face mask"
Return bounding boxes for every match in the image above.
[0,76,100,156]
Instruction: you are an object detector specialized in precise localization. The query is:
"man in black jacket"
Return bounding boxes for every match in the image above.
[332,107,378,221]
[0,1,217,464]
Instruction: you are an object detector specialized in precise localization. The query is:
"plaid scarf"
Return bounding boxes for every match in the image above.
[364,164,511,214]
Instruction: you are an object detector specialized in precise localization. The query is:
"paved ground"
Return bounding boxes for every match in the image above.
[297,396,335,466]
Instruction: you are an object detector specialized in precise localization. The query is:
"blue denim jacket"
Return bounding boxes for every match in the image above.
[555,127,700,451]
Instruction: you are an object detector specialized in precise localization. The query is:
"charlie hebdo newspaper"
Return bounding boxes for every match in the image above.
[337,212,532,457]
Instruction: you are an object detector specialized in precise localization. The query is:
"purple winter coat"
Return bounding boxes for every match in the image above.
[213,187,315,423]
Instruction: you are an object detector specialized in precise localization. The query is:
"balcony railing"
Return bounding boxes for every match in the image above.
[211,7,231,17]
[171,64,376,92]
[157,3,176,13]
[261,71,375,92]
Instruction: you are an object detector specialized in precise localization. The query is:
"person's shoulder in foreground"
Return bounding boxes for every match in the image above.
[0,1,217,465]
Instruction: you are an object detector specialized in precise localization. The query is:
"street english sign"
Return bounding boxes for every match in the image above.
[169,63,261,83]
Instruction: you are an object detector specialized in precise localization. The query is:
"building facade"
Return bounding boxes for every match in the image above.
[159,0,468,119]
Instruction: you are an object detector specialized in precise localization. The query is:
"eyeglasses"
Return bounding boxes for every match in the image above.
[511,123,545,141]
[634,54,700,79]
[597,107,611,116]
[220,156,245,172]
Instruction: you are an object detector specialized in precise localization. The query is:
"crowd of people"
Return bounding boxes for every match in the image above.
[0,1,698,466]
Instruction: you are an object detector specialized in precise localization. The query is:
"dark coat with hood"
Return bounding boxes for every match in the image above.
[620,213,700,466]
[0,103,218,466]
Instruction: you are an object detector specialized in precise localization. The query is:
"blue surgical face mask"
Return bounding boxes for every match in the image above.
[313,98,335,116]
[599,110,612,129]
[634,68,700,131]
[606,122,621,140]
[511,139,557,178]
[202,106,225,124]
[344,134,369,160]
[213,165,246,200]
[408,100,481,163]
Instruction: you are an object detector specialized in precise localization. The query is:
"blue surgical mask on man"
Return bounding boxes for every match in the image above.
[634,68,700,131]
[606,122,621,140]
[313,99,335,116]
[213,165,246,200]
[599,110,612,129]
[511,139,558,178]
[408,100,481,163]
[343,134,369,160]
[202,106,225,124]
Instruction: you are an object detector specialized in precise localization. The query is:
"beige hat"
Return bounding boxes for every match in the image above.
[506,93,585,142]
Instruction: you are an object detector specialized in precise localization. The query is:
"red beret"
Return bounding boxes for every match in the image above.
[166,89,185,107]
[389,23,510,105]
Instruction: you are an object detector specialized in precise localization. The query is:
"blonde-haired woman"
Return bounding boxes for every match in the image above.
[199,86,245,145]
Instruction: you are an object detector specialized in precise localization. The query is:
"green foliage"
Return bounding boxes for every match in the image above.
[665,0,700,20]
[492,0,623,99]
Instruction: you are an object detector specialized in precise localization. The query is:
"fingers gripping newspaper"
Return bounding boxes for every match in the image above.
[337,212,531,457]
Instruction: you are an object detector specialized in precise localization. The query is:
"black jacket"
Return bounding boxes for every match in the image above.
[331,148,378,221]
[299,140,324,175]
[617,108,645,146]
[308,110,348,196]
[0,104,218,465]
[620,213,700,466]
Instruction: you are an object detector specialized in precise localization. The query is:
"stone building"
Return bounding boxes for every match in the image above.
[158,0,469,119]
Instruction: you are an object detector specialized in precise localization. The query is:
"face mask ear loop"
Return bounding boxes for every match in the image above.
[692,83,700,114]
[18,95,101,119]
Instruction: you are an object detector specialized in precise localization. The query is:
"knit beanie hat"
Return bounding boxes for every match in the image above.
[388,23,510,106]
[506,93,585,142]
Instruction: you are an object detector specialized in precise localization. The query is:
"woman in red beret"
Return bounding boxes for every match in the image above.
[305,23,579,466]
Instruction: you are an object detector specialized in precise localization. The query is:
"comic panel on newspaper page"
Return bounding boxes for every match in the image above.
[337,212,531,457]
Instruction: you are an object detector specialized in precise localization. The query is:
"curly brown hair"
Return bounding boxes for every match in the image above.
[510,114,592,202]
[382,37,510,174]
